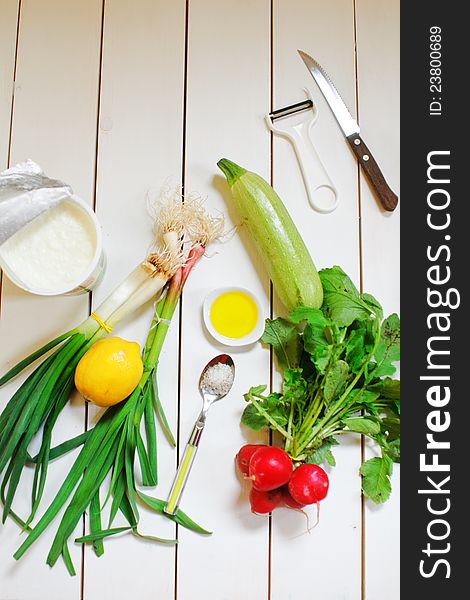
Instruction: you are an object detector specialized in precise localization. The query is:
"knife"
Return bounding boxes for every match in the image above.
[298,50,398,212]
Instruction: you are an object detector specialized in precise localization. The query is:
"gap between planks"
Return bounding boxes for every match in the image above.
[81,0,107,598]
[174,1,191,599]
[351,1,366,599]
[268,1,275,599]
[0,0,22,318]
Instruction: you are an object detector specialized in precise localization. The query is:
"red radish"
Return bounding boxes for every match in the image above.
[249,487,282,514]
[236,444,266,476]
[249,446,293,491]
[281,485,306,509]
[288,464,329,505]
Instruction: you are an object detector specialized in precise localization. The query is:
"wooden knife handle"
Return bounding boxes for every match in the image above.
[346,134,398,212]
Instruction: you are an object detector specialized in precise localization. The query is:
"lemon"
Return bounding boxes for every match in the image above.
[75,337,143,407]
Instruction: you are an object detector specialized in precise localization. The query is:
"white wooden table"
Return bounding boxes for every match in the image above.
[0,1,399,598]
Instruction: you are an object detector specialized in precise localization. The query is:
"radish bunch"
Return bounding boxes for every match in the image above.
[236,444,329,514]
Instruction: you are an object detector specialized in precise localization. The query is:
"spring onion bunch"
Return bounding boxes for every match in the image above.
[0,211,185,522]
[3,191,223,573]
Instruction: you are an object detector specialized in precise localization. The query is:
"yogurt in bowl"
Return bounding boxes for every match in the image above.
[0,161,105,296]
[0,196,104,295]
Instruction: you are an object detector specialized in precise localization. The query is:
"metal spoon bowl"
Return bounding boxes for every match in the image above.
[199,353,235,405]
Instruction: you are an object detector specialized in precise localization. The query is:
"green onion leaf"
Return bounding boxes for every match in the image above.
[76,526,132,544]
[0,335,84,474]
[144,383,158,485]
[14,402,132,562]
[61,543,76,577]
[118,493,138,528]
[0,350,57,447]
[89,489,104,557]
[103,425,127,509]
[108,473,126,528]
[28,377,75,526]
[137,491,212,535]
[43,430,91,463]
[136,428,155,487]
[151,373,176,447]
[0,330,75,387]
[132,529,177,545]
[45,426,122,566]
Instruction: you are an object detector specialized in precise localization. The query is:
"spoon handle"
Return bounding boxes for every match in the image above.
[165,413,206,515]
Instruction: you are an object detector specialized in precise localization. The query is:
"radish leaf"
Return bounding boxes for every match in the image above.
[323,360,349,404]
[367,377,400,400]
[342,417,380,436]
[261,318,302,370]
[360,455,393,503]
[306,438,338,467]
[372,314,400,378]
[319,266,374,326]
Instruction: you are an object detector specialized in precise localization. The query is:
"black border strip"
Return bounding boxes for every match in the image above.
[401,3,464,596]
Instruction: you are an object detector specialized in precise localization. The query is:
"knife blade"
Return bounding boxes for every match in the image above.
[298,50,398,212]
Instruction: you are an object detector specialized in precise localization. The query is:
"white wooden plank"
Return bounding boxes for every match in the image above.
[0,0,18,167]
[271,1,362,598]
[355,1,400,598]
[83,1,186,597]
[177,1,271,599]
[0,0,102,596]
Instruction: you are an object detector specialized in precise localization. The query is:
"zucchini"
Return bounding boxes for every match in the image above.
[217,159,323,312]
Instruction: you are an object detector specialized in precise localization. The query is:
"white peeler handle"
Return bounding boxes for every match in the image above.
[287,121,338,214]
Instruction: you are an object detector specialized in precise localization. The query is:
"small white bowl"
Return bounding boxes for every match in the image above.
[0,195,105,296]
[203,286,265,347]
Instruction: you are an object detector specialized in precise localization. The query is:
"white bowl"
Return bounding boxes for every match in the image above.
[0,194,105,296]
[203,286,265,347]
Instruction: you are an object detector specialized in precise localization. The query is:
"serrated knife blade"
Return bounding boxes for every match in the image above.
[298,49,398,211]
[298,50,359,137]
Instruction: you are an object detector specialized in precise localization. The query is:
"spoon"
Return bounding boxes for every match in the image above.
[165,354,235,515]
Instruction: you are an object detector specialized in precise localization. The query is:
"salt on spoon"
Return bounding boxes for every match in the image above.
[165,354,235,514]
[200,361,234,397]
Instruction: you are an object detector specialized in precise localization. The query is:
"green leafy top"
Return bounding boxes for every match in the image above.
[261,318,302,370]
[241,266,400,504]
[320,266,380,326]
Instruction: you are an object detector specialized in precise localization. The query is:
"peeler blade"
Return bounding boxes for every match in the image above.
[268,99,313,122]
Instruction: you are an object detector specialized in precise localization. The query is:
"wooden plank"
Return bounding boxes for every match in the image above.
[355,1,400,598]
[0,0,102,596]
[271,1,362,598]
[0,0,18,167]
[83,1,186,597]
[176,1,271,598]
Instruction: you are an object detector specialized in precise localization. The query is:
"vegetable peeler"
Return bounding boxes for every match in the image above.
[266,89,338,214]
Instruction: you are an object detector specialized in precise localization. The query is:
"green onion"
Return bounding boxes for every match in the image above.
[0,263,168,525]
